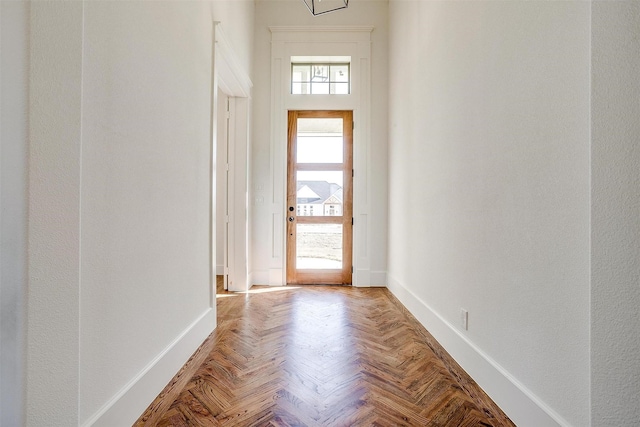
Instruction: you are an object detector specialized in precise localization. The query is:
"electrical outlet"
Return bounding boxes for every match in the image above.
[460,308,468,331]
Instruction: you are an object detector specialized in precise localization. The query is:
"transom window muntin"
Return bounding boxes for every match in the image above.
[291,63,350,95]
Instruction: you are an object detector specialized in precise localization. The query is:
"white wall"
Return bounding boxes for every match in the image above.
[591,2,640,426]
[26,1,254,426]
[212,0,254,77]
[28,3,83,424]
[387,2,591,426]
[0,1,29,425]
[79,2,214,423]
[251,0,388,285]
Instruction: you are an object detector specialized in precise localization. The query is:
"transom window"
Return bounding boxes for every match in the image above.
[291,62,350,95]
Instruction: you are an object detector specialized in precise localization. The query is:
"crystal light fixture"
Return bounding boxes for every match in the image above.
[302,0,349,16]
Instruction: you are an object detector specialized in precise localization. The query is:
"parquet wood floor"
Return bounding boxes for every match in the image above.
[135,280,515,426]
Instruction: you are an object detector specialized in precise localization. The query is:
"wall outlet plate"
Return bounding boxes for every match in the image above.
[460,308,468,331]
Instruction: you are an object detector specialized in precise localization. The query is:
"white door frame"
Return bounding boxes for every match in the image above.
[211,22,252,297]
[268,26,374,287]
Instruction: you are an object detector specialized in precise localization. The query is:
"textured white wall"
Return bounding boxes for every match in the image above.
[25,1,255,425]
[211,0,255,77]
[591,2,640,426]
[78,2,214,422]
[0,1,29,425]
[27,2,83,425]
[388,2,591,425]
[251,0,388,284]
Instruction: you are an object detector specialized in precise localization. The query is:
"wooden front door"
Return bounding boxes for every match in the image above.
[286,111,353,285]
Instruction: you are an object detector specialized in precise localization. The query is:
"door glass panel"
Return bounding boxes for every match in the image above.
[297,118,343,163]
[297,171,343,217]
[297,224,343,270]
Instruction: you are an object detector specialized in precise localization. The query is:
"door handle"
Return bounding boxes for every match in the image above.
[288,216,295,222]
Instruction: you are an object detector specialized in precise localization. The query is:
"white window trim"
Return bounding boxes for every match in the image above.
[268,26,373,287]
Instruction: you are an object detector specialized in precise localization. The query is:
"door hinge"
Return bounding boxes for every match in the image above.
[351,266,354,274]
[352,169,354,178]
[352,121,355,130]
[351,217,354,226]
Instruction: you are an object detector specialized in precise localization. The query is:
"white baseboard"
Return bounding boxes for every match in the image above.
[83,309,216,427]
[354,269,370,287]
[369,270,387,287]
[250,269,269,286]
[352,269,387,287]
[268,268,283,286]
[386,275,570,427]
[254,268,386,288]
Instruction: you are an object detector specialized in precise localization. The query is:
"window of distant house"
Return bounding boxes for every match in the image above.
[291,62,350,95]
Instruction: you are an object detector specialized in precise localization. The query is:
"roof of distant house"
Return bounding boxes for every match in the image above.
[297,181,343,204]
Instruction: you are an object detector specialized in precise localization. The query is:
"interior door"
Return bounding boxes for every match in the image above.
[286,110,353,285]
[216,90,230,290]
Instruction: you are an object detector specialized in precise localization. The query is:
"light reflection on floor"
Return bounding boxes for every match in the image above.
[217,285,301,298]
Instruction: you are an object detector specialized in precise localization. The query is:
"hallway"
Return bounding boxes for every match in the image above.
[135,281,513,426]
[3,1,639,425]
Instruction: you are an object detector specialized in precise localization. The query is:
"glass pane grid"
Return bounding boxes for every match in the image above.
[291,63,350,95]
[291,114,349,275]
[296,118,345,218]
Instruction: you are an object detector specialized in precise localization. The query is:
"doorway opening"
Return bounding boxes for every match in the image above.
[286,110,353,285]
[216,90,230,291]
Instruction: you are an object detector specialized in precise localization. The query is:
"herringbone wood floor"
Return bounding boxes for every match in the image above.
[134,280,515,426]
